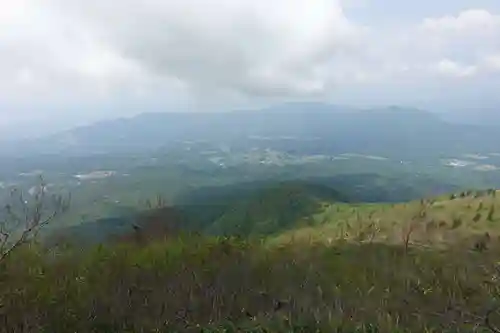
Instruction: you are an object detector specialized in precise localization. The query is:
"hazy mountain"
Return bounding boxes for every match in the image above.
[3,103,500,159]
[440,106,500,126]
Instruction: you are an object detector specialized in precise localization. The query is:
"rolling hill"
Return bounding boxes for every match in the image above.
[46,179,500,251]
[6,180,500,332]
[271,188,500,249]
[46,182,347,245]
[205,182,346,236]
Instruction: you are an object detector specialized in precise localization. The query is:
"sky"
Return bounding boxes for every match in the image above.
[1,0,500,138]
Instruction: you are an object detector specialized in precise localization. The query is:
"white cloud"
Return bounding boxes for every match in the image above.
[0,1,500,128]
[369,9,500,81]
[417,9,500,64]
[483,54,500,71]
[0,0,365,104]
[434,59,477,77]
[421,9,500,34]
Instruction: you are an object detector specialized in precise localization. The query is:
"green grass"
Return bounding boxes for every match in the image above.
[273,190,500,247]
[4,188,500,332]
[2,233,500,332]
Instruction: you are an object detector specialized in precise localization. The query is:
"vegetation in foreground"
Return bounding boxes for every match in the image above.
[2,235,500,332]
[3,182,500,332]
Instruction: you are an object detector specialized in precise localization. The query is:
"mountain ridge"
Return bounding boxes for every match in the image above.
[4,103,493,158]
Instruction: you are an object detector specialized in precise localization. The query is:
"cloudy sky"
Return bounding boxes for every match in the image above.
[1,0,500,137]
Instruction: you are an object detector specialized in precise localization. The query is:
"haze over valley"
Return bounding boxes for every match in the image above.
[2,0,500,331]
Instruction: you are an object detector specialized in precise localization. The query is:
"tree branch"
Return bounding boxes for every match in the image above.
[0,176,70,263]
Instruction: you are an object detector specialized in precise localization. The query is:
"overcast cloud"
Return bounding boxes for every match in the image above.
[1,0,500,135]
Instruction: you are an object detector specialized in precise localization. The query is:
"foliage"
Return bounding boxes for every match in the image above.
[207,183,344,236]
[4,179,500,332]
[2,235,500,332]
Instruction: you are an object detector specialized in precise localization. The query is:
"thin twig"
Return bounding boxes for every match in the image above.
[0,176,70,262]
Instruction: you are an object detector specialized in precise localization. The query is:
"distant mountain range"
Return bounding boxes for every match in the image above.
[3,103,500,159]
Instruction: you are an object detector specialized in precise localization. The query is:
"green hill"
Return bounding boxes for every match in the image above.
[207,182,346,236]
[272,188,500,249]
[5,185,500,332]
[46,182,500,249]
[47,181,347,245]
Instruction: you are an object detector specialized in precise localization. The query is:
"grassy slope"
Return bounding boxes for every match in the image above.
[4,235,500,332]
[4,188,500,332]
[272,189,500,248]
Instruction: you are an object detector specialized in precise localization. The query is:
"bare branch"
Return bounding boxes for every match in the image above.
[0,227,9,254]
[0,176,70,263]
[0,209,59,262]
